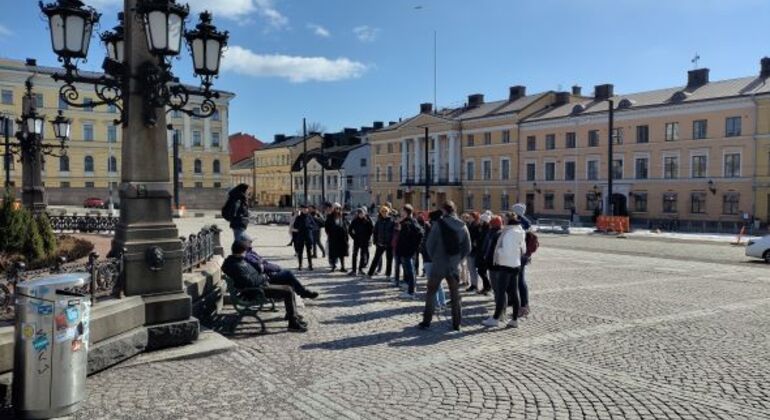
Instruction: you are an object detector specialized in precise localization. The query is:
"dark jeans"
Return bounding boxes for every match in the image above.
[312,230,325,257]
[367,245,392,277]
[393,252,401,284]
[477,261,491,290]
[399,255,416,294]
[414,252,420,276]
[422,273,462,329]
[269,270,310,298]
[351,243,369,272]
[294,239,313,269]
[244,284,298,321]
[516,257,529,307]
[491,268,520,320]
[330,256,346,270]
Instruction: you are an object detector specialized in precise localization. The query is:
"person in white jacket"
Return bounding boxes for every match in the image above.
[482,213,527,328]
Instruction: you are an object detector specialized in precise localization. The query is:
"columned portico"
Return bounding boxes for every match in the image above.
[448,133,458,182]
[400,139,407,183]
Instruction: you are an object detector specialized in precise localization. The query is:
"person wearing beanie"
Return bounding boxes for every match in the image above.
[367,204,396,279]
[349,207,374,275]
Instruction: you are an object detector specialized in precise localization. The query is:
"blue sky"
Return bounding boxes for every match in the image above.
[1,0,769,141]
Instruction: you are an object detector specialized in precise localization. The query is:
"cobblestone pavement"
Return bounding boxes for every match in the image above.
[73,224,770,420]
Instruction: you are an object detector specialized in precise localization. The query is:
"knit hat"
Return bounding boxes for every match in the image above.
[512,203,527,217]
[480,213,492,224]
[490,216,503,229]
[379,205,390,215]
[332,202,342,209]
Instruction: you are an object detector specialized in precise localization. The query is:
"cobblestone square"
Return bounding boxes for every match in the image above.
[74,223,770,420]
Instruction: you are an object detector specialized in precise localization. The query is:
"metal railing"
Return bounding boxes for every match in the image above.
[181,225,222,272]
[49,213,118,233]
[535,218,572,234]
[249,211,292,225]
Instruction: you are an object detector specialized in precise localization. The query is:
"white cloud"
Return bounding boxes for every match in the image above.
[353,25,380,43]
[0,24,12,38]
[222,45,367,83]
[307,23,331,38]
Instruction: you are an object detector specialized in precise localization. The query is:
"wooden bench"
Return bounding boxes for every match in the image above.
[222,274,276,333]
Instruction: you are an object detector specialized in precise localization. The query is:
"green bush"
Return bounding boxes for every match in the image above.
[22,211,45,262]
[0,189,26,253]
[0,189,57,263]
[36,213,58,257]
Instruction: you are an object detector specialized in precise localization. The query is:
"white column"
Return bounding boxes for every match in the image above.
[221,108,229,152]
[414,138,421,182]
[183,113,192,150]
[448,133,457,182]
[400,139,407,183]
[433,136,441,182]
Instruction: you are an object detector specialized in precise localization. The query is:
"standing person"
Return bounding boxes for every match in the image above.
[419,201,472,332]
[512,203,534,318]
[287,209,297,247]
[474,213,492,294]
[349,207,374,275]
[222,183,251,243]
[466,212,483,292]
[325,203,350,272]
[395,204,424,299]
[414,214,426,277]
[367,206,395,279]
[291,205,315,271]
[309,206,326,259]
[423,210,446,308]
[481,214,526,328]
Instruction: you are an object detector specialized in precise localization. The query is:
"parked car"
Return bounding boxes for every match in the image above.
[83,197,105,208]
[745,235,770,263]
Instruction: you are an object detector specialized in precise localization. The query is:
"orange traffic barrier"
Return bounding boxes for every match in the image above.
[596,216,630,234]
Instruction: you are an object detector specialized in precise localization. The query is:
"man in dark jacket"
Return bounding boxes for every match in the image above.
[348,207,374,275]
[241,234,319,300]
[366,205,395,279]
[223,184,251,243]
[395,204,423,298]
[222,241,307,332]
[291,205,316,270]
[309,206,326,258]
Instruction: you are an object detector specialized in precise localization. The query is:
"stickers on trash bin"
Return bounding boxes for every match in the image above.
[37,304,53,315]
[71,338,83,352]
[32,333,49,351]
[55,313,68,331]
[65,306,80,324]
[21,323,36,340]
[55,328,76,343]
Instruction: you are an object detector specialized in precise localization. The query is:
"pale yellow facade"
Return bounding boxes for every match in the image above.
[252,134,322,207]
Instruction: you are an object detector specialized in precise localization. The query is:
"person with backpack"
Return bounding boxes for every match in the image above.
[419,201,472,332]
[348,207,374,275]
[291,205,316,271]
[367,205,395,280]
[482,213,526,328]
[222,184,251,243]
[512,203,538,318]
[395,204,424,299]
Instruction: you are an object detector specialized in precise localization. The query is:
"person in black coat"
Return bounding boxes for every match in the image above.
[367,206,396,279]
[348,207,374,275]
[291,205,316,271]
[395,204,424,298]
[324,203,350,272]
[309,205,326,258]
[223,183,251,243]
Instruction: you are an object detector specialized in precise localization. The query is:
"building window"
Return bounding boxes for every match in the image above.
[690,192,707,214]
[665,122,679,141]
[633,193,648,212]
[214,182,222,188]
[360,158,367,167]
[545,162,555,181]
[375,166,381,182]
[725,117,742,137]
[565,132,576,149]
[526,163,535,181]
[193,130,202,147]
[691,155,707,178]
[501,193,509,211]
[663,193,678,213]
[588,130,600,147]
[59,155,69,172]
[544,193,554,210]
[612,128,624,145]
[722,193,740,215]
[107,103,117,113]
[664,156,678,179]
[501,130,511,144]
[636,125,649,143]
[84,97,94,112]
[482,194,491,209]
[1,89,13,105]
[107,125,117,143]
[60,181,70,188]
[526,136,536,151]
[195,182,203,188]
[482,160,492,180]
[34,93,44,108]
[83,123,94,141]
[693,119,708,140]
[563,193,575,210]
[386,166,393,182]
[212,110,221,121]
[108,156,117,173]
[635,158,648,179]
[565,161,575,181]
[724,153,741,178]
[586,192,599,211]
[467,134,475,147]
[501,159,510,180]
[346,176,353,189]
[176,158,183,173]
[587,160,599,181]
[612,159,623,180]
[545,134,556,150]
[387,143,393,154]
[194,159,202,174]
[375,145,381,154]
[58,96,69,110]
[213,160,221,174]
[212,132,221,148]
[466,161,475,181]
[84,156,94,173]
[85,181,95,188]
[466,194,474,210]
[483,132,492,145]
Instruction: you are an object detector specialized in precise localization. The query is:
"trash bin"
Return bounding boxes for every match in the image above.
[12,273,91,419]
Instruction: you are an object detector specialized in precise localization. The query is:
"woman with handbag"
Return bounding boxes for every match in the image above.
[482,213,527,328]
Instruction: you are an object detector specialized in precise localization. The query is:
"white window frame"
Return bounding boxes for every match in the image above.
[633,152,650,180]
[465,159,475,181]
[662,151,681,179]
[689,149,709,179]
[499,157,511,181]
[524,159,536,182]
[543,159,557,181]
[586,156,600,181]
[722,149,742,178]
[481,158,492,181]
[563,158,577,181]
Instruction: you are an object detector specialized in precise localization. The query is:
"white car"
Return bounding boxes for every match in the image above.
[746,235,770,263]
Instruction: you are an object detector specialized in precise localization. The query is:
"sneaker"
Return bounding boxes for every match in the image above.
[482,317,500,327]
[288,321,308,332]
[465,285,477,293]
[398,292,415,299]
[418,321,431,330]
[521,306,530,318]
[347,270,357,276]
[478,288,491,295]
[304,291,319,300]
[507,319,518,328]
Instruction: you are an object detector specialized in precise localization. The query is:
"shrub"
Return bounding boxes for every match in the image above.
[36,213,58,257]
[22,211,45,262]
[0,189,26,253]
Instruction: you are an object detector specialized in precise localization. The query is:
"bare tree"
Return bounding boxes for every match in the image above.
[297,121,326,136]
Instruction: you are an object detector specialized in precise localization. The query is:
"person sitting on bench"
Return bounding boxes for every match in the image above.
[223,241,308,332]
[240,234,319,300]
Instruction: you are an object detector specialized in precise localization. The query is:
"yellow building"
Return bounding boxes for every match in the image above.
[252,134,322,207]
[0,58,234,208]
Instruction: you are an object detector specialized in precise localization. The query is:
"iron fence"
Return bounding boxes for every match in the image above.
[181,225,222,272]
[48,213,118,233]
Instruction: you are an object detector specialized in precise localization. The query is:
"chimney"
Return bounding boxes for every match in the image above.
[420,103,433,114]
[687,68,709,89]
[594,84,614,100]
[554,92,570,106]
[572,85,582,96]
[344,128,357,135]
[25,58,37,67]
[373,121,384,130]
[761,57,770,78]
[468,94,484,107]
[274,134,286,143]
[388,121,396,126]
[509,86,526,101]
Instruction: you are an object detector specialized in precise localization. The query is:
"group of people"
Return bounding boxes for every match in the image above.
[221,183,538,333]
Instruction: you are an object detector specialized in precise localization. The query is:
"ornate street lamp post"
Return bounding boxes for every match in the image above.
[40,0,229,346]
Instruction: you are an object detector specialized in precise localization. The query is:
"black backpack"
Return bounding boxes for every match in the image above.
[221,199,236,222]
[438,219,460,256]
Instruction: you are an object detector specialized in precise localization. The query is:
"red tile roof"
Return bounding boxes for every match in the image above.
[229,133,264,164]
